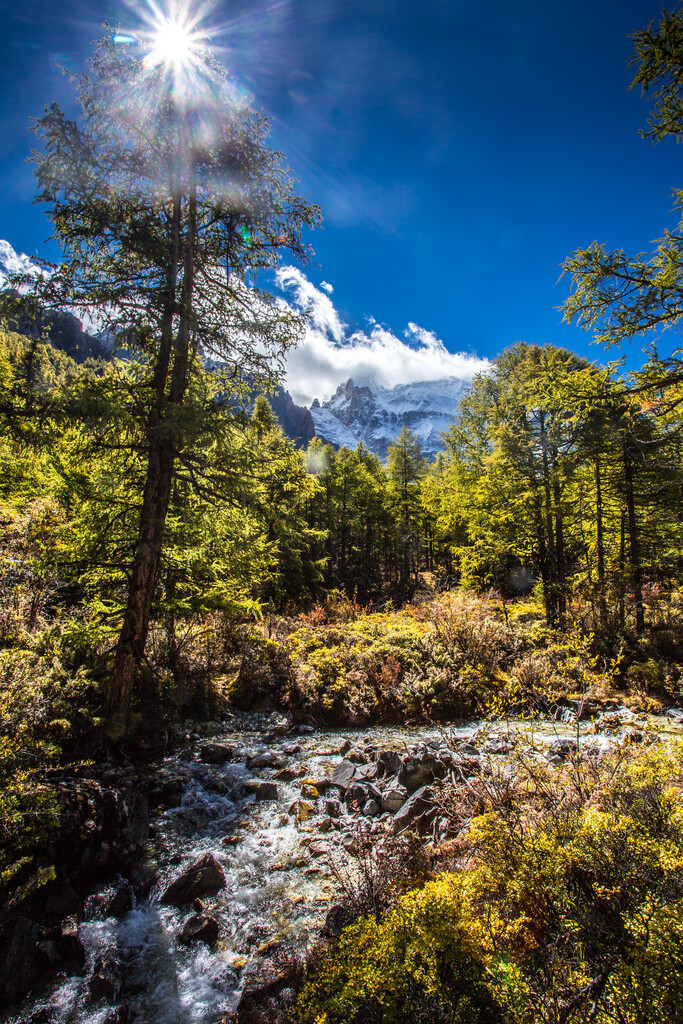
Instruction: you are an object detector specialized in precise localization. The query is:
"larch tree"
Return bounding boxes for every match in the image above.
[22,26,321,718]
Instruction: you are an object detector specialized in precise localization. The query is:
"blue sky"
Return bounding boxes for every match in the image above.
[1,0,681,399]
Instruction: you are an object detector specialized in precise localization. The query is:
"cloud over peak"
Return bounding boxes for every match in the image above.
[275,266,490,407]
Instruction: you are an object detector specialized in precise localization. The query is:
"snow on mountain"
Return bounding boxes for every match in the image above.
[310,375,468,459]
[0,240,44,290]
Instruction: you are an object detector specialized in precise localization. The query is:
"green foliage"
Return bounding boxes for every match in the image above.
[295,743,683,1024]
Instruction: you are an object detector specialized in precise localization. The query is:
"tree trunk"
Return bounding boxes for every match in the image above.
[623,447,645,635]
[110,183,193,718]
[594,455,608,627]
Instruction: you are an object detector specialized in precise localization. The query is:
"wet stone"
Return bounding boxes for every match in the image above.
[199,742,233,764]
[245,780,279,801]
[179,913,220,947]
[160,852,226,907]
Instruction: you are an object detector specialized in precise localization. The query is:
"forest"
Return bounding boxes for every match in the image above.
[3,7,683,1024]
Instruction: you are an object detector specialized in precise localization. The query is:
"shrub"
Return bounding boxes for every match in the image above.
[294,743,683,1024]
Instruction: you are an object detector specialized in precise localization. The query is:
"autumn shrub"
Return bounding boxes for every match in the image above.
[294,742,683,1024]
[0,627,101,911]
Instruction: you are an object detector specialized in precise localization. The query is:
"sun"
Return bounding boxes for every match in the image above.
[144,16,199,71]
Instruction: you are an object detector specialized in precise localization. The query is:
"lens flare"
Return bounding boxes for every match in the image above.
[144,15,199,72]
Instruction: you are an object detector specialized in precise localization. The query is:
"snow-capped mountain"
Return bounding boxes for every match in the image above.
[310,375,468,459]
[0,239,43,290]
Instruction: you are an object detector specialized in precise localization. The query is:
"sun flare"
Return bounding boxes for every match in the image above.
[144,16,198,70]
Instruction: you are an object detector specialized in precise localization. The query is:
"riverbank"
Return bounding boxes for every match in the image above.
[5,705,683,1024]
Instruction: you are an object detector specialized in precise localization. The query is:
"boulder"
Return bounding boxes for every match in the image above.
[160,852,226,906]
[90,955,123,1002]
[666,707,683,722]
[398,755,446,793]
[380,786,407,813]
[345,780,381,811]
[100,884,134,919]
[375,750,402,778]
[248,753,284,770]
[199,742,233,764]
[274,767,303,782]
[331,759,358,790]
[179,913,220,947]
[392,786,436,834]
[547,738,577,760]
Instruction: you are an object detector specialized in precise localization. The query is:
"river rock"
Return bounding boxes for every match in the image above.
[199,742,233,764]
[245,780,279,801]
[482,734,514,755]
[338,739,352,755]
[345,780,381,811]
[99,884,134,919]
[160,852,226,906]
[347,750,367,764]
[375,750,402,777]
[398,755,446,793]
[289,799,314,821]
[666,707,683,721]
[325,798,342,817]
[392,786,436,834]
[90,954,123,1002]
[248,753,284,770]
[380,786,407,813]
[548,738,577,760]
[58,916,86,969]
[274,767,303,782]
[331,759,358,790]
[179,913,220,947]
[301,784,319,800]
[362,799,381,817]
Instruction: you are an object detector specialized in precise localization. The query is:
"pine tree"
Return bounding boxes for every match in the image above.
[20,34,320,717]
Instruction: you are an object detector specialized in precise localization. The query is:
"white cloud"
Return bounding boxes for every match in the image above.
[275,265,490,407]
[320,281,333,294]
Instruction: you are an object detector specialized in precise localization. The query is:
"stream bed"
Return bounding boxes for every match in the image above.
[7,711,683,1024]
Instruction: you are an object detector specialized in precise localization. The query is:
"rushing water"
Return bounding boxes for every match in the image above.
[8,713,683,1024]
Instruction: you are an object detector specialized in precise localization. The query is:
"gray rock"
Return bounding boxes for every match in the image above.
[375,750,402,777]
[160,853,226,906]
[199,742,233,764]
[666,708,683,721]
[398,755,446,793]
[249,753,284,770]
[90,955,123,1002]
[362,799,381,817]
[345,780,381,811]
[548,738,577,759]
[331,759,358,790]
[392,786,435,834]
[380,787,407,813]
[100,885,134,919]
[325,798,342,818]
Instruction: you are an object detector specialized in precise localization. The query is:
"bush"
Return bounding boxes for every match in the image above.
[294,743,683,1024]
